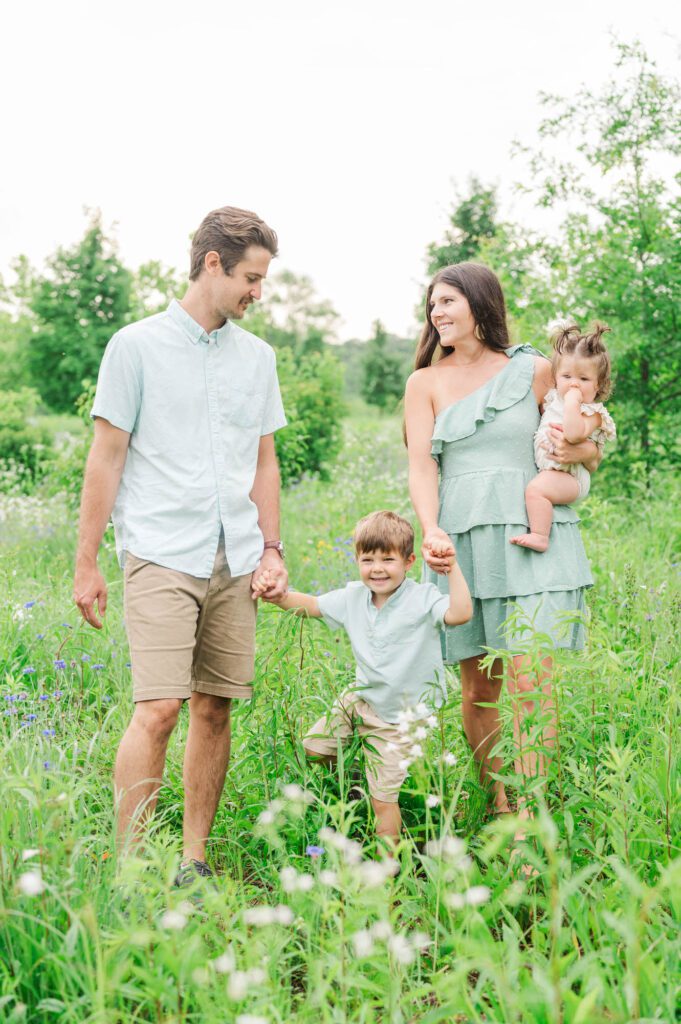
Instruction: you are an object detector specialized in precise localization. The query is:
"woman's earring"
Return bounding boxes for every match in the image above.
[474,324,485,342]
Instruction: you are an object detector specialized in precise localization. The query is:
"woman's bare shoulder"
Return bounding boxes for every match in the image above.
[406,365,438,393]
[532,354,554,400]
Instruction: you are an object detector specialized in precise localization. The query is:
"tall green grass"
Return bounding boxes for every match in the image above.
[0,415,679,1023]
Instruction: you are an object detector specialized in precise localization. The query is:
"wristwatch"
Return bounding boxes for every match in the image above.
[263,540,285,560]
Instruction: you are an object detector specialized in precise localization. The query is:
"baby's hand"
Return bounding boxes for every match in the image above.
[251,568,275,600]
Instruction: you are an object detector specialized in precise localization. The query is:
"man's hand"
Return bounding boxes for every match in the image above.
[74,563,108,629]
[251,549,288,601]
[422,527,455,575]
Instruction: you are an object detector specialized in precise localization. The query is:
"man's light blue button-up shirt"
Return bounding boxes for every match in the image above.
[317,578,450,724]
[91,300,287,578]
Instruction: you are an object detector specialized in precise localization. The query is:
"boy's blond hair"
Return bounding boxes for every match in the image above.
[353,510,415,560]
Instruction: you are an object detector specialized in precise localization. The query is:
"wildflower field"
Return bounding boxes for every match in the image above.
[1,413,679,1024]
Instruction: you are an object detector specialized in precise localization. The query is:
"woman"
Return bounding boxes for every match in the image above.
[404,263,599,839]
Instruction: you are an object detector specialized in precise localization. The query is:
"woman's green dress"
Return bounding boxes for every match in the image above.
[425,344,593,663]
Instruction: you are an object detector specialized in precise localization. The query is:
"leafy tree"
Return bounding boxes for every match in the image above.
[427,178,499,275]
[129,260,184,319]
[243,268,341,358]
[361,320,405,412]
[518,39,681,488]
[26,211,132,412]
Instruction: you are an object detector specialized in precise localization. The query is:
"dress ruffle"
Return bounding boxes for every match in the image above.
[431,344,540,456]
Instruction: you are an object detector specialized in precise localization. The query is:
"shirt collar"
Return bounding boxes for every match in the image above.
[167,299,232,347]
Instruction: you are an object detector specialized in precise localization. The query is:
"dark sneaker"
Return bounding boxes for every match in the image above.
[173,859,216,889]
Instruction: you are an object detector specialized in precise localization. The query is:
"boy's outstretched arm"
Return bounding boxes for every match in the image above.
[252,569,322,617]
[443,555,473,626]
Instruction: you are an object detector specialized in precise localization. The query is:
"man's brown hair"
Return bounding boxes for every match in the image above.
[353,510,415,560]
[189,206,278,280]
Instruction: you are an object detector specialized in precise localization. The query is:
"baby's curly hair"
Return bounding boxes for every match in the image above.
[549,318,613,401]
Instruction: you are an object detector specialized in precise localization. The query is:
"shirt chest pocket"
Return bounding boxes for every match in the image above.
[223,384,265,431]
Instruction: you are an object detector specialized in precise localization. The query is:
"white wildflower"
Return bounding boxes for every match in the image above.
[274,904,294,924]
[447,892,466,909]
[236,1016,269,1024]
[17,870,45,896]
[426,715,438,729]
[443,751,457,766]
[414,726,428,741]
[397,708,414,725]
[409,744,423,758]
[213,950,236,974]
[21,849,41,861]
[398,758,411,771]
[426,795,440,808]
[296,873,314,892]
[160,909,187,930]
[385,741,397,752]
[410,930,432,950]
[228,971,250,1000]
[358,860,397,888]
[397,720,410,735]
[352,928,375,957]
[280,866,298,893]
[465,885,491,906]
[177,900,194,916]
[415,702,428,718]
[370,920,393,941]
[424,835,466,862]
[282,783,314,804]
[318,828,362,864]
[388,933,415,965]
[319,869,338,887]
[258,810,276,826]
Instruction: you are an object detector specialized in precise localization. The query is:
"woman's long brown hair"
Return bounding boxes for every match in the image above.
[414,262,511,370]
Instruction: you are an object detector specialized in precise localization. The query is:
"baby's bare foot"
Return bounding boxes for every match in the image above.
[510,533,549,552]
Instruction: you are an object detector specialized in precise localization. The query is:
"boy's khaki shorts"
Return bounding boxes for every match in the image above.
[123,543,256,703]
[303,691,418,803]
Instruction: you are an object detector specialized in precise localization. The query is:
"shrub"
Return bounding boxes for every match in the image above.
[0,388,52,490]
[275,348,345,485]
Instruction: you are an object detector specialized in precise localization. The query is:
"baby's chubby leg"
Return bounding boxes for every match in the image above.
[510,470,580,553]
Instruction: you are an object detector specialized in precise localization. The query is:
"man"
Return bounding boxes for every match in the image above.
[73,206,288,884]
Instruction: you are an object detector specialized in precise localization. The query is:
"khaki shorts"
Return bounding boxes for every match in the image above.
[303,691,419,804]
[123,540,256,703]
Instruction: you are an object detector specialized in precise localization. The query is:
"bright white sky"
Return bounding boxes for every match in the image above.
[1,0,678,340]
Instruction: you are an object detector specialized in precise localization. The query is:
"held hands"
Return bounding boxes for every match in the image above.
[422,527,456,576]
[251,550,288,602]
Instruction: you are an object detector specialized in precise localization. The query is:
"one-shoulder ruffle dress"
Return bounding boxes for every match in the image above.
[424,345,593,663]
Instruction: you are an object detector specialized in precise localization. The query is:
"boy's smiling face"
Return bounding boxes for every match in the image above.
[357,548,416,602]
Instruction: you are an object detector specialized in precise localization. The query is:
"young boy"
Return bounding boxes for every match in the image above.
[253,510,472,846]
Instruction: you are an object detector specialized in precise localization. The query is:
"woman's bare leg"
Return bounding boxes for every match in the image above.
[510,470,580,552]
[460,656,509,813]
[507,654,555,861]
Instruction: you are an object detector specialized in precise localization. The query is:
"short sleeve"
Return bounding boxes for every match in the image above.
[91,332,142,433]
[260,350,287,436]
[584,402,616,444]
[317,587,348,631]
[418,582,451,628]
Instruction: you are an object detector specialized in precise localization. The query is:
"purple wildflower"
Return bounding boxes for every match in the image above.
[92,664,104,671]
[22,667,36,675]
[42,728,56,737]
[306,845,325,858]
[24,601,36,609]
[54,660,66,670]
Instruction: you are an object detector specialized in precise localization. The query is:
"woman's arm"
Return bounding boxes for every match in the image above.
[404,372,454,571]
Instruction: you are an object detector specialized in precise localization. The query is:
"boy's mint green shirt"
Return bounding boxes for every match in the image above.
[317,578,450,724]
[91,300,287,578]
